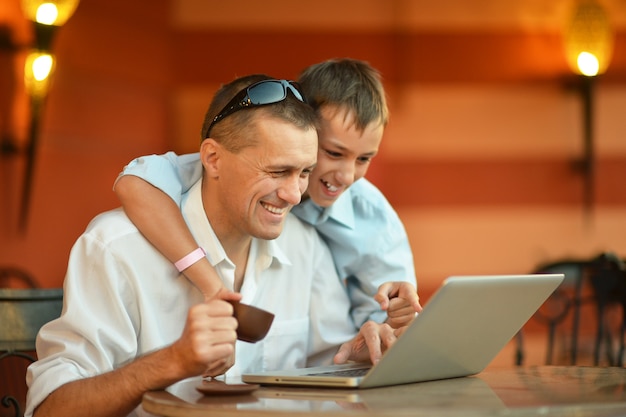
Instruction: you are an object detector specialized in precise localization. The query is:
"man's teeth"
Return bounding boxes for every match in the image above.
[262,203,287,214]
[322,180,338,192]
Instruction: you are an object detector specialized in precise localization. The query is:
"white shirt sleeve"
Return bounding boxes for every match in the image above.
[25,228,141,416]
[25,209,195,417]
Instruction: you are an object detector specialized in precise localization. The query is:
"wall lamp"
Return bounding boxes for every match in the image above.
[0,0,79,232]
[563,0,613,219]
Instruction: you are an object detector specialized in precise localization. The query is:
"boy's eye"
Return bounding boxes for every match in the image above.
[358,156,372,164]
[324,150,341,158]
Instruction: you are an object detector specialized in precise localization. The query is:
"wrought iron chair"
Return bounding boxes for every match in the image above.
[0,268,37,289]
[516,252,626,367]
[515,258,590,366]
[0,288,63,417]
[587,252,626,366]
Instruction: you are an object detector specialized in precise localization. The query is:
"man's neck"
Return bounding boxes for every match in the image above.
[201,185,251,291]
[205,216,251,292]
[222,236,250,292]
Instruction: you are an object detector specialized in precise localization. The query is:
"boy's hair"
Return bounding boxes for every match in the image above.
[200,74,318,152]
[298,58,389,130]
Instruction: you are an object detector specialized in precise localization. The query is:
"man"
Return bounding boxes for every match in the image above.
[26,75,368,417]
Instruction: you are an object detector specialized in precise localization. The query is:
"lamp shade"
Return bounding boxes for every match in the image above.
[564,0,614,76]
[20,0,80,26]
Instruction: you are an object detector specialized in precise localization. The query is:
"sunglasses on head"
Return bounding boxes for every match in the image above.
[206,79,306,138]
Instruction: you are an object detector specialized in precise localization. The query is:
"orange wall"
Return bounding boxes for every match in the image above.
[0,1,173,286]
[1,0,626,302]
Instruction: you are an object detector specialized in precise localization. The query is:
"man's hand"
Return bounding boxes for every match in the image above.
[375,282,422,329]
[333,321,403,365]
[170,300,238,378]
[211,287,243,302]
[203,290,242,376]
[201,284,243,304]
[203,352,236,378]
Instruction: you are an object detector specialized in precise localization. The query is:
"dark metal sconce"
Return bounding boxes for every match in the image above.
[0,1,80,232]
[563,0,614,220]
[573,74,595,218]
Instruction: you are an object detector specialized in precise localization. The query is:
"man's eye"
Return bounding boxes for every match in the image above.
[357,157,372,164]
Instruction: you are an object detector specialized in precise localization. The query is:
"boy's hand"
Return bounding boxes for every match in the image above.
[375,282,422,329]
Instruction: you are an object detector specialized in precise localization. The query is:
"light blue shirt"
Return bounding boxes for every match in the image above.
[117,152,416,326]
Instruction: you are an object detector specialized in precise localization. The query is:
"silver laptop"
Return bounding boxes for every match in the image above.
[242,274,563,389]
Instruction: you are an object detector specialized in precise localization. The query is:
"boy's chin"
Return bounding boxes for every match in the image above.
[309,193,338,208]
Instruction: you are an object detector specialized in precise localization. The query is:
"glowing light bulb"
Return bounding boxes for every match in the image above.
[35,2,59,25]
[563,0,613,76]
[32,54,53,81]
[577,51,600,77]
[24,51,55,98]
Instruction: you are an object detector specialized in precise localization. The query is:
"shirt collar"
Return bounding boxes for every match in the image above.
[297,188,355,229]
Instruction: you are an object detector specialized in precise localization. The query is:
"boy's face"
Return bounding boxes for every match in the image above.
[306,105,383,208]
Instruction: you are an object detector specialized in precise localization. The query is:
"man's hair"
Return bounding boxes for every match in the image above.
[298,58,389,130]
[200,74,318,153]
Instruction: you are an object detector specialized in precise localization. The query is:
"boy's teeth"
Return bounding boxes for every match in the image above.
[322,180,338,192]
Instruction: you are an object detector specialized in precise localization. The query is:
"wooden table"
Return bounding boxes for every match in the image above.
[142,366,626,417]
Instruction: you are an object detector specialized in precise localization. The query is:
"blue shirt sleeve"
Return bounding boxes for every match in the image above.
[114,152,202,207]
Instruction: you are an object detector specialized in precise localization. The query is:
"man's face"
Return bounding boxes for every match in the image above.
[207,116,318,242]
[305,105,383,208]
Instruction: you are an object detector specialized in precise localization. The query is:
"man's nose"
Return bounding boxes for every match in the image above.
[278,175,302,205]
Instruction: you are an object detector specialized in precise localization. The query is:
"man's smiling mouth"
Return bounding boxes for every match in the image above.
[261,202,287,214]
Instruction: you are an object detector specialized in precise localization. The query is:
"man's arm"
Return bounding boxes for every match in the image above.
[33,302,237,417]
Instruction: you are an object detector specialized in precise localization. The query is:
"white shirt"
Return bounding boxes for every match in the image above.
[26,180,356,417]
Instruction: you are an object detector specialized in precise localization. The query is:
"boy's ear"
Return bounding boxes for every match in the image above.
[200,138,220,178]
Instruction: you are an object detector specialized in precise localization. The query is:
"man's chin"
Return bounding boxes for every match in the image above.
[255,226,284,241]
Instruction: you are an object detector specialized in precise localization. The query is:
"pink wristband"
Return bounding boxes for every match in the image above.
[174,247,206,272]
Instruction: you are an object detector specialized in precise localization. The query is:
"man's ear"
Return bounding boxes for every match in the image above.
[200,138,221,178]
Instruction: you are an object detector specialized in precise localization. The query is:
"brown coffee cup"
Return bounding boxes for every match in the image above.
[228,300,274,343]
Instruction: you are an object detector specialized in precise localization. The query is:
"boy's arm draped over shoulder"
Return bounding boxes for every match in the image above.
[113,152,228,300]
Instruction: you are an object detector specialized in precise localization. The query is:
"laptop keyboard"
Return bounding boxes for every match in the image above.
[306,367,370,377]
